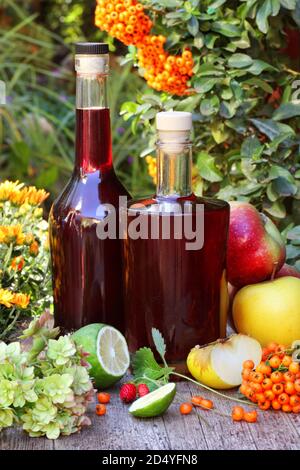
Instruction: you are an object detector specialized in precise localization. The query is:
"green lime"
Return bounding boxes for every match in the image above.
[72,323,130,389]
[129,383,176,418]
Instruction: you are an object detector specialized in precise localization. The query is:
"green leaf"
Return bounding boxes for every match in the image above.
[204,33,219,49]
[272,177,297,196]
[271,0,281,15]
[256,0,272,33]
[211,121,230,144]
[152,328,166,361]
[200,96,220,116]
[280,0,296,9]
[273,103,300,120]
[263,200,286,218]
[197,64,224,77]
[188,16,199,36]
[250,118,295,139]
[247,60,276,75]
[268,165,295,182]
[244,78,273,94]
[196,152,223,182]
[132,347,162,379]
[286,244,300,260]
[212,21,241,37]
[228,53,253,68]
[241,136,264,158]
[220,101,238,118]
[194,32,205,48]
[287,226,300,240]
[194,77,219,93]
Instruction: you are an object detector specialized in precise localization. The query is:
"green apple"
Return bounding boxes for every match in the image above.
[233,276,300,347]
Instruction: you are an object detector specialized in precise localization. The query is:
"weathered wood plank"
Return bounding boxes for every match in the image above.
[187,382,258,450]
[1,381,300,450]
[162,381,208,450]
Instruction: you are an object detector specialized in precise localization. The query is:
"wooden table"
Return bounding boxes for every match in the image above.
[1,379,300,450]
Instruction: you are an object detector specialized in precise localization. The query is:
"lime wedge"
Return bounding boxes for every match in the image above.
[129,383,176,418]
[72,323,130,389]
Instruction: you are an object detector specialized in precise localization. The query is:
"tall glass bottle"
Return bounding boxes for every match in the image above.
[122,112,230,365]
[49,43,130,332]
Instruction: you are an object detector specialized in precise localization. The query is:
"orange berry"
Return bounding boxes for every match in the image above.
[180,402,193,415]
[182,50,192,60]
[255,393,265,403]
[262,347,270,361]
[252,372,264,384]
[97,392,111,404]
[262,378,273,390]
[294,379,300,393]
[198,399,214,410]
[267,342,278,353]
[250,383,263,393]
[232,406,244,422]
[244,410,258,423]
[289,362,300,374]
[256,362,271,375]
[292,404,300,413]
[269,355,281,369]
[242,368,251,380]
[264,390,275,401]
[96,404,106,416]
[239,384,249,395]
[282,404,292,413]
[276,344,286,358]
[284,381,295,395]
[282,355,292,367]
[271,399,281,410]
[191,396,204,406]
[272,383,284,395]
[243,360,255,370]
[259,400,271,411]
[270,371,283,383]
[278,393,290,405]
[283,371,296,382]
[290,395,300,407]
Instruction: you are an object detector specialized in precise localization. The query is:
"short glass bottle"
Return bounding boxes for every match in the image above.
[122,111,230,365]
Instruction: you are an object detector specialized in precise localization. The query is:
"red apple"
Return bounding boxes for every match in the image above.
[275,263,300,279]
[227,202,286,287]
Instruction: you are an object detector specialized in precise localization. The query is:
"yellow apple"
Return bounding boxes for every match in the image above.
[233,276,300,347]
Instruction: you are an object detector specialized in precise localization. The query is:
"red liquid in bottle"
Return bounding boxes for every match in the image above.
[123,195,229,364]
[49,108,129,332]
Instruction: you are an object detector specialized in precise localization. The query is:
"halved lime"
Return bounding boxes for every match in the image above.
[72,323,130,389]
[129,383,176,418]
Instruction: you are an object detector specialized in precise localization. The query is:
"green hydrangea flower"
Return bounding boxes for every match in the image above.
[0,408,14,430]
[47,337,76,366]
[0,379,17,407]
[65,365,93,395]
[36,374,74,404]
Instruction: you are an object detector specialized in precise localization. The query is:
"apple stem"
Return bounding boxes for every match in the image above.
[271,262,278,281]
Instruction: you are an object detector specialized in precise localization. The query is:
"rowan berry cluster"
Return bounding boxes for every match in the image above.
[95,0,152,46]
[240,344,300,413]
[95,0,194,95]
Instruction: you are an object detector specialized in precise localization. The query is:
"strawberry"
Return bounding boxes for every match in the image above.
[137,383,150,397]
[119,383,136,403]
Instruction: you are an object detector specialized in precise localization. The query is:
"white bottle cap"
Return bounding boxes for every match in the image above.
[156,111,192,132]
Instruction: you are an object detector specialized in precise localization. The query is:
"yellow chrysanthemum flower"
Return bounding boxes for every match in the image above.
[0,288,15,308]
[0,180,49,206]
[0,225,25,245]
[0,288,30,309]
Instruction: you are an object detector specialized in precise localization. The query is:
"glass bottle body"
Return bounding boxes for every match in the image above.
[123,130,229,364]
[49,65,129,332]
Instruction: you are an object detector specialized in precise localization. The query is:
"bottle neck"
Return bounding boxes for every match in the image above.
[75,73,112,174]
[156,132,192,198]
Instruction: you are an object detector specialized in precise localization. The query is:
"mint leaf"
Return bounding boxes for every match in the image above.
[151,328,166,362]
[132,346,173,391]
